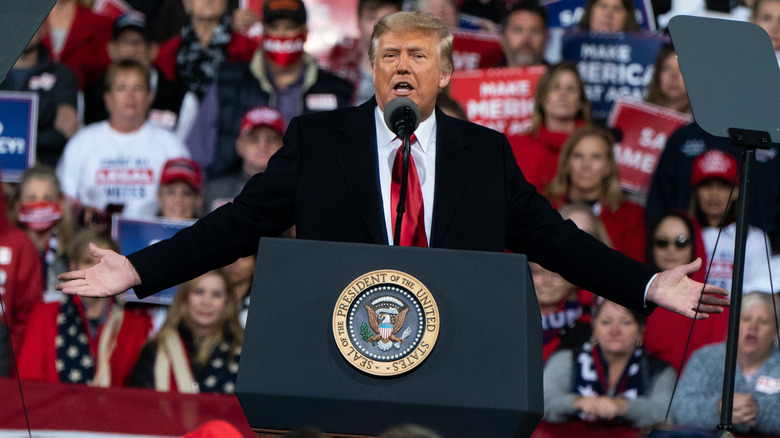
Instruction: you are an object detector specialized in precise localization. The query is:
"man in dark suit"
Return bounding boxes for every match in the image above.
[58,12,727,320]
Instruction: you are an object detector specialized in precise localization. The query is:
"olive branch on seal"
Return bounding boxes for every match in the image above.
[360,322,374,342]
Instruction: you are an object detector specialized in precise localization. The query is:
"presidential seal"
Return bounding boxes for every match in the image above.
[332,270,440,376]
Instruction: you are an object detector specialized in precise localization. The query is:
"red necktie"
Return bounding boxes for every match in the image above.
[391,134,428,247]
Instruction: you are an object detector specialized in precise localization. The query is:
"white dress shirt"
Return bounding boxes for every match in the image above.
[374,105,654,306]
[375,106,437,245]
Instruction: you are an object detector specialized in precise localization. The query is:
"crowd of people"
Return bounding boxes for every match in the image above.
[1,0,780,436]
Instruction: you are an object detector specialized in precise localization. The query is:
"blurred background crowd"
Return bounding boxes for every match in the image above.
[1,0,780,436]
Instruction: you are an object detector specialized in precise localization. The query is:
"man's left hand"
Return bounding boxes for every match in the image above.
[646,258,729,319]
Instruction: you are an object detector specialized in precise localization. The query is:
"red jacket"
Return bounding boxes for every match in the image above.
[598,200,647,263]
[0,172,43,354]
[42,5,112,89]
[19,296,152,386]
[154,32,259,82]
[509,121,585,193]
[643,212,728,372]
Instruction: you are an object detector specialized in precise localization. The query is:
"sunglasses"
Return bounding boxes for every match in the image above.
[653,235,691,249]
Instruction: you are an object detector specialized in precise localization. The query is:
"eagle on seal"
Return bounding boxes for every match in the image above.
[365,298,409,351]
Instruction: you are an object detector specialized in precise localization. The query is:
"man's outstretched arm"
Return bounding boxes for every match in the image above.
[57,243,140,297]
[645,258,729,319]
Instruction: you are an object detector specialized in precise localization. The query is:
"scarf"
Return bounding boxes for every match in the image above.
[572,341,644,406]
[541,299,583,361]
[175,14,232,100]
[55,295,122,386]
[154,327,240,394]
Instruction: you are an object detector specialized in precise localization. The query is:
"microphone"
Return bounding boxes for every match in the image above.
[383,97,421,246]
[383,97,420,139]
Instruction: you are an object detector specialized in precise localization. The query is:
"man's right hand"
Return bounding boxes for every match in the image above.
[57,243,141,297]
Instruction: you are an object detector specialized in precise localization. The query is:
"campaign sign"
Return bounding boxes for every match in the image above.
[543,0,656,31]
[449,66,547,136]
[112,215,196,305]
[562,31,666,120]
[452,30,505,71]
[607,97,692,197]
[0,92,37,182]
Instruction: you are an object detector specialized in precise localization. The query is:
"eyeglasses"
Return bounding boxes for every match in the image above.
[653,235,691,249]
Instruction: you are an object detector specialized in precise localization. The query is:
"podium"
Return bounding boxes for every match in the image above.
[235,239,543,437]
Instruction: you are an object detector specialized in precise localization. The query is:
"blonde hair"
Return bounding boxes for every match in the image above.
[369,11,454,75]
[544,125,624,211]
[156,269,244,364]
[16,165,75,257]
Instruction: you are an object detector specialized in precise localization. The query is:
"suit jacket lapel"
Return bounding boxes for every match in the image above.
[431,108,468,247]
[335,98,388,244]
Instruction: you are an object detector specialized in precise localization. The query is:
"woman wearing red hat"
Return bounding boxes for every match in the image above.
[690,150,772,297]
[157,157,204,220]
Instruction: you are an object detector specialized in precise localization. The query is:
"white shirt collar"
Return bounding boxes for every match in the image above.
[374,105,437,152]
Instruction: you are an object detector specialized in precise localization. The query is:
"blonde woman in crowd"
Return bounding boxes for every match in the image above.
[511,62,592,192]
[545,125,646,262]
[129,269,243,393]
[15,165,75,297]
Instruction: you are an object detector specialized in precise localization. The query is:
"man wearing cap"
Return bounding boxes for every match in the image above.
[56,59,190,218]
[83,10,188,134]
[1,24,79,167]
[157,158,203,219]
[61,12,728,326]
[203,107,284,213]
[690,149,772,295]
[186,0,354,177]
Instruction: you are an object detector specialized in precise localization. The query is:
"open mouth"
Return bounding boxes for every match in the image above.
[394,82,414,94]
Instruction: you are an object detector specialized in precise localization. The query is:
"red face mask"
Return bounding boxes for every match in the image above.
[263,35,305,67]
[18,201,62,233]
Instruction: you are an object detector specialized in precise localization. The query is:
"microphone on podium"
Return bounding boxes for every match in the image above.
[383,97,420,139]
[383,97,422,247]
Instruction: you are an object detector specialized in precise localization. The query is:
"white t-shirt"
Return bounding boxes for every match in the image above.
[56,121,190,216]
[701,223,772,297]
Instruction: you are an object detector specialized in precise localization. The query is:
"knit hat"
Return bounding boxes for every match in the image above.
[691,150,738,186]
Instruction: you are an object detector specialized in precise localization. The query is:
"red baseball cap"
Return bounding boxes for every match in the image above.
[160,158,202,191]
[691,150,738,186]
[239,107,285,137]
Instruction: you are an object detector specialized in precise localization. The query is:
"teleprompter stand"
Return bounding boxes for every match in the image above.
[0,0,56,83]
[669,16,780,435]
[235,238,543,437]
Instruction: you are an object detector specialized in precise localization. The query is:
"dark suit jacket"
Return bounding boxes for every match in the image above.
[129,98,655,311]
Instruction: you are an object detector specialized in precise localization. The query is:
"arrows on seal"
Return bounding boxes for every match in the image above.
[393,327,413,349]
